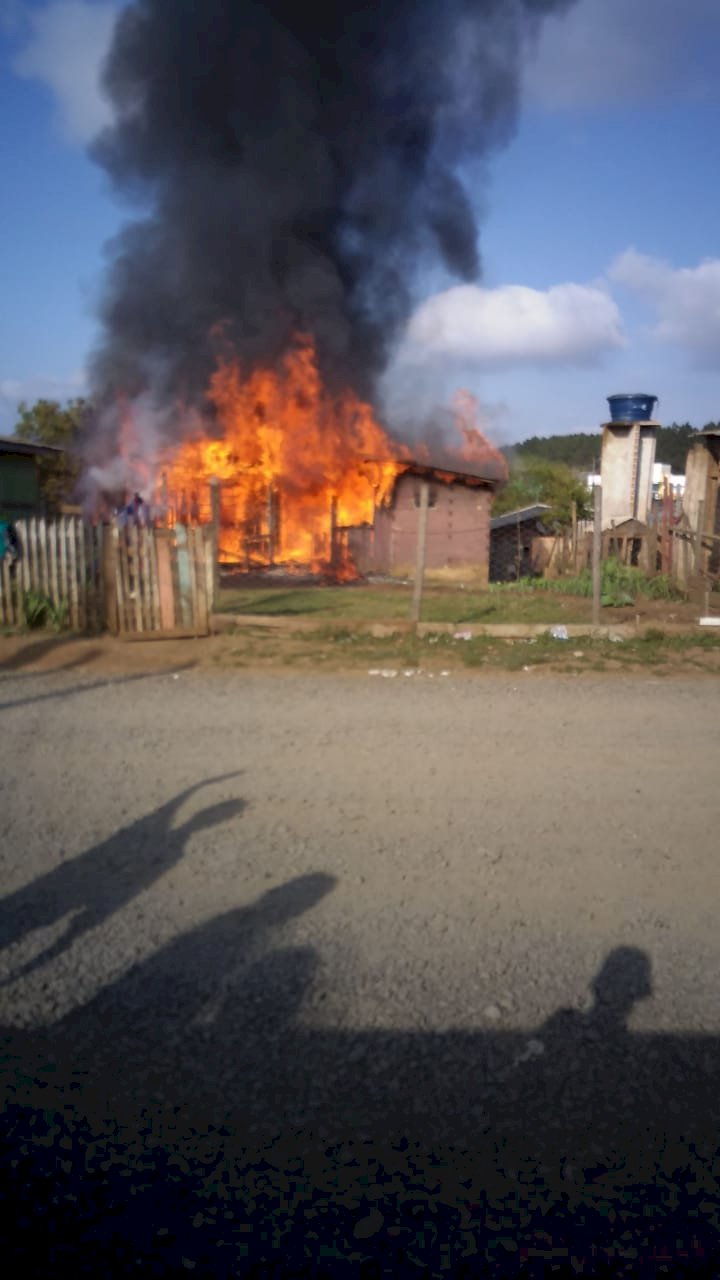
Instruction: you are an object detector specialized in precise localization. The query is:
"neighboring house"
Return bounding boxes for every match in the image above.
[676,429,720,585]
[0,436,63,519]
[347,460,500,582]
[489,505,551,582]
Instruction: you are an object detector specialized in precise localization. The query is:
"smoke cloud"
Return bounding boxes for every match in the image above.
[89,0,575,439]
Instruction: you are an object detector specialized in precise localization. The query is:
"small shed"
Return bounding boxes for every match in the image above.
[602,517,658,574]
[489,505,551,582]
[0,436,63,519]
[347,460,500,582]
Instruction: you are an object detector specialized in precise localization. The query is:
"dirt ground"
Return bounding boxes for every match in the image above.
[1,659,719,1273]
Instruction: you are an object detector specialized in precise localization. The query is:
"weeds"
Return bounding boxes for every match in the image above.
[21,591,71,631]
[493,562,682,606]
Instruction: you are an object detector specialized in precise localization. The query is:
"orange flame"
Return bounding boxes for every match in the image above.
[452,390,508,481]
[156,335,403,567]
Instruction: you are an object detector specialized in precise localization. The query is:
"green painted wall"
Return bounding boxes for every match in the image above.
[0,453,41,517]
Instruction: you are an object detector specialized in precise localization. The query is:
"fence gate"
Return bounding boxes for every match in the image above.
[108,524,212,637]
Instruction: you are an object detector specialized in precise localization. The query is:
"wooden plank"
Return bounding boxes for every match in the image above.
[68,517,79,630]
[118,626,207,642]
[156,532,176,631]
[142,526,155,631]
[137,527,148,631]
[592,484,603,628]
[194,527,209,635]
[49,519,60,608]
[0,558,8,626]
[142,527,157,632]
[38,517,49,598]
[74,519,85,631]
[91,523,102,632]
[114,527,129,634]
[185,525,199,634]
[4,558,17,627]
[84,523,96,632]
[129,525,143,633]
[116,528,131,633]
[59,517,69,617]
[204,526,214,615]
[16,520,29,595]
[102,526,118,634]
[26,517,37,594]
[148,528,161,632]
[174,524,192,627]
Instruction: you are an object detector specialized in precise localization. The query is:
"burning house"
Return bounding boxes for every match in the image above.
[80,1,571,563]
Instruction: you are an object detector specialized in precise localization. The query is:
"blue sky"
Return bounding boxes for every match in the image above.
[2,0,720,446]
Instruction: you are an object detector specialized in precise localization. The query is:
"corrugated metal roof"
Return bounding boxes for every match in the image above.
[490,504,551,531]
[0,435,64,458]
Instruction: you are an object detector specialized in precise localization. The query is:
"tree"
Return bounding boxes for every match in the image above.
[510,432,599,471]
[492,457,592,530]
[654,422,700,473]
[14,398,89,514]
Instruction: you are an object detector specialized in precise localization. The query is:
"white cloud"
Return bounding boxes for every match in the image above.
[525,0,720,109]
[403,280,624,369]
[610,249,720,363]
[0,371,87,430]
[13,1,119,143]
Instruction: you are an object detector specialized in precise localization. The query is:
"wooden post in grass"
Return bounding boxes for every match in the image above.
[329,494,339,573]
[571,499,578,572]
[267,482,276,565]
[410,480,430,626]
[694,499,705,577]
[209,476,220,609]
[592,483,602,628]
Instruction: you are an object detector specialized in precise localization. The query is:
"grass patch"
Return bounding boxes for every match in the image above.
[217,583,595,625]
[216,562,687,630]
[496,562,682,606]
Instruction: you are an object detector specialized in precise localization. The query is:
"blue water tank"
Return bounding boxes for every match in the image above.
[607,393,658,422]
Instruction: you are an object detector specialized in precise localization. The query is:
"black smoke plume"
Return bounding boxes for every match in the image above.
[90,0,574,438]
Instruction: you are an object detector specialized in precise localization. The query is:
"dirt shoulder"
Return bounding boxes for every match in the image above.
[2,621,720,681]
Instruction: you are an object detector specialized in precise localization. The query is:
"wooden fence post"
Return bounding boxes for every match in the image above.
[592,484,603,628]
[102,526,119,634]
[209,477,220,609]
[410,481,430,626]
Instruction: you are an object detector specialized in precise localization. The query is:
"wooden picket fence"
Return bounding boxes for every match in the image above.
[0,518,213,636]
[0,517,104,631]
[108,524,212,637]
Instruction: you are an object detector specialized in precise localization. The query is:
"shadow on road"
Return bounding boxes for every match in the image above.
[0,634,83,672]
[0,662,197,711]
[1,870,718,1275]
[0,776,245,986]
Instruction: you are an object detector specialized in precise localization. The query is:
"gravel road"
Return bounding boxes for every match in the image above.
[1,667,719,1274]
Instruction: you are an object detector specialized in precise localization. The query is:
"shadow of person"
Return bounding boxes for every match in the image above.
[490,946,656,1183]
[40,871,335,1125]
[0,775,245,987]
[3,930,720,1275]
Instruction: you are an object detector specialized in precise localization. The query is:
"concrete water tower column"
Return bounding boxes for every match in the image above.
[600,394,659,529]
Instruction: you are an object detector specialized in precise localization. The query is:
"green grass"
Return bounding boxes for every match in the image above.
[216,583,596,625]
[216,561,685,627]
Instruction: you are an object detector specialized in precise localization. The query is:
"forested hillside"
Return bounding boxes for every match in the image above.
[506,422,715,473]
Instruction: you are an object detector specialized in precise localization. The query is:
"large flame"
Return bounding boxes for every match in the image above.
[156,335,402,567]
